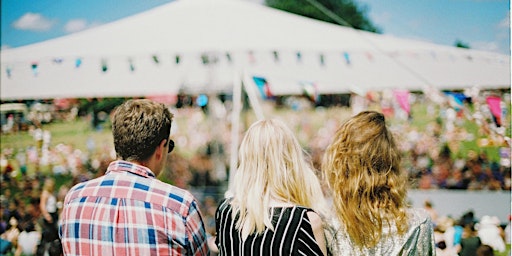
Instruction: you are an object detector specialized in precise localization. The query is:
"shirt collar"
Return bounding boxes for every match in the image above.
[106,160,156,178]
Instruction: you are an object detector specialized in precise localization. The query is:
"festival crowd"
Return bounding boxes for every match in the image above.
[0,91,510,255]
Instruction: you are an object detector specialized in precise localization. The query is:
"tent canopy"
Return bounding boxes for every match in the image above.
[1,0,510,100]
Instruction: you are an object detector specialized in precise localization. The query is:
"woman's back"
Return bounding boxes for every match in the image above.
[326,208,435,256]
[215,199,324,256]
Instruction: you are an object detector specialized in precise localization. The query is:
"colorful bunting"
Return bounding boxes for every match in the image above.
[273,51,279,62]
[296,52,302,62]
[128,58,135,72]
[343,52,351,65]
[152,55,160,64]
[248,51,255,64]
[31,62,39,76]
[253,76,273,99]
[201,54,210,65]
[75,58,82,68]
[101,59,108,72]
[366,52,373,61]
[6,67,12,78]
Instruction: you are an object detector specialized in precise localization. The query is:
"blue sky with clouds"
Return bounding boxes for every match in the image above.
[1,0,510,54]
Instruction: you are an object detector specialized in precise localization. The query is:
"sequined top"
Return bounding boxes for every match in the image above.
[325,208,435,256]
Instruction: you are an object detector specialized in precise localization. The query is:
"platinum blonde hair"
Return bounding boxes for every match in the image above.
[231,119,327,237]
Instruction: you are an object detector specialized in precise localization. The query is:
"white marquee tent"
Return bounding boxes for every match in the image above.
[1,0,510,100]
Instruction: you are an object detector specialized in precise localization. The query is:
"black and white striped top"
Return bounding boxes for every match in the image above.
[215,198,324,256]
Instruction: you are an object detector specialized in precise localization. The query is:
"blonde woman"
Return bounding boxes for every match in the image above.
[215,119,328,255]
[322,111,435,255]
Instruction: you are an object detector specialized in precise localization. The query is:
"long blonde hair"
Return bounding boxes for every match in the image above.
[322,111,409,249]
[231,119,327,237]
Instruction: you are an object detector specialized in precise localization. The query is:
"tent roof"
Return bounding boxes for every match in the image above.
[1,0,510,100]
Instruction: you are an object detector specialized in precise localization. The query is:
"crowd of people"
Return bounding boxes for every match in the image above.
[0,93,510,255]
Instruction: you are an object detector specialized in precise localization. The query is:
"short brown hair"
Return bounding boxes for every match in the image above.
[112,99,173,161]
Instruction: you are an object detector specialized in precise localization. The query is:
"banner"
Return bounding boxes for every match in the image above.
[393,90,410,114]
[252,76,273,100]
[486,96,502,126]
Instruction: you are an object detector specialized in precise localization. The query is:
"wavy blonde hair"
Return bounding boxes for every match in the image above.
[231,119,327,237]
[322,111,409,249]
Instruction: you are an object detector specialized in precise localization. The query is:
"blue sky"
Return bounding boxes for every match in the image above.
[1,0,510,54]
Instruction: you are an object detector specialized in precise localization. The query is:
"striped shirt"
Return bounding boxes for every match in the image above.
[215,198,324,256]
[59,160,210,256]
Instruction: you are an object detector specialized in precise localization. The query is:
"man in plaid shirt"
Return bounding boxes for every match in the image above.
[59,99,210,255]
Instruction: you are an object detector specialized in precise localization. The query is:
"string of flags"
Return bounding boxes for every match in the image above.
[4,49,497,79]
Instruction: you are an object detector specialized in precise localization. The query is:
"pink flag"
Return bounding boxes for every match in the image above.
[486,96,502,126]
[393,90,410,114]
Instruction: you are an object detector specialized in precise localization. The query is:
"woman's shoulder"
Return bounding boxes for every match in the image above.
[407,208,433,226]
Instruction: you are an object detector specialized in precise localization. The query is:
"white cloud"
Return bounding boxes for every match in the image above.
[64,19,88,33]
[498,13,510,29]
[12,12,56,31]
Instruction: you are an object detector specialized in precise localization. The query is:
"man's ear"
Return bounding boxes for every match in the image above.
[156,139,167,159]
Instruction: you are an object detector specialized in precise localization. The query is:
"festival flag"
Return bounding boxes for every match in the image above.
[273,51,279,62]
[445,92,466,111]
[393,89,410,114]
[252,76,273,99]
[31,62,39,76]
[486,96,502,126]
[101,59,108,72]
[201,54,210,65]
[343,52,351,65]
[296,52,302,63]
[75,58,82,68]
[248,51,256,64]
[6,67,12,78]
[300,81,319,103]
[152,55,160,64]
[128,58,135,72]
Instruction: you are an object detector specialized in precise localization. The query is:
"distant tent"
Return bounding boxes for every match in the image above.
[1,0,509,100]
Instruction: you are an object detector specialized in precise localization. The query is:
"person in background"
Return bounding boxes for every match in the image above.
[423,200,439,226]
[476,244,494,256]
[476,215,506,253]
[15,221,40,256]
[458,223,481,256]
[322,111,435,255]
[59,99,210,255]
[215,119,328,255]
[37,177,59,255]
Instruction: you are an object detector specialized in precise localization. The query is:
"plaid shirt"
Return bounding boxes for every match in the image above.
[59,160,210,256]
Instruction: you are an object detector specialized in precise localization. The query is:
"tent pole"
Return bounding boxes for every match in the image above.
[227,71,243,195]
[242,72,264,120]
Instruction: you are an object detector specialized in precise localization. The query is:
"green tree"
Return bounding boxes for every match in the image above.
[265,0,380,33]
